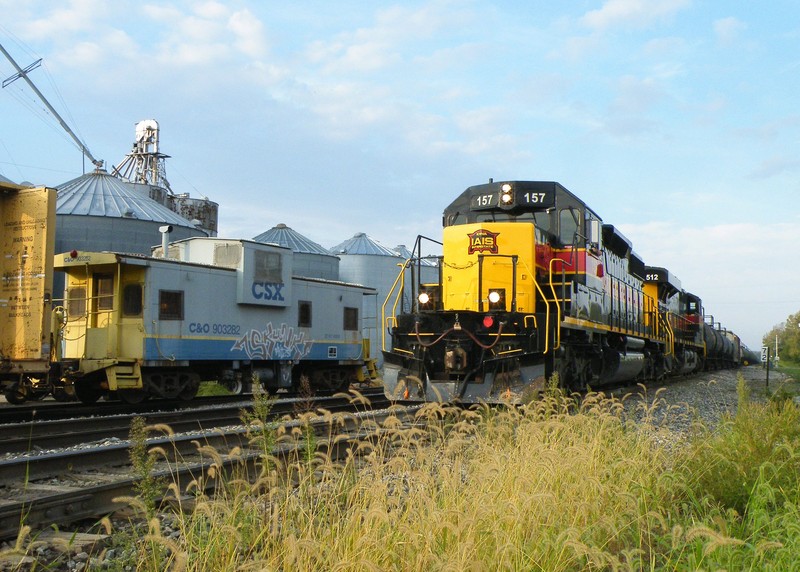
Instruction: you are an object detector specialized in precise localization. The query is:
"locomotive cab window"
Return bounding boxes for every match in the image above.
[123,283,143,316]
[343,307,359,331]
[298,300,312,328]
[159,290,184,320]
[559,208,580,246]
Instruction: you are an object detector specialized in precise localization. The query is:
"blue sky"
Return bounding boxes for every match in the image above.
[1,0,798,350]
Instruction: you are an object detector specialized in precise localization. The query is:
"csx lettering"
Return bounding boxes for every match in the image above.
[251,281,285,301]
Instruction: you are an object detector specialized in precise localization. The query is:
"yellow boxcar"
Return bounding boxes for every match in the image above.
[0,181,57,403]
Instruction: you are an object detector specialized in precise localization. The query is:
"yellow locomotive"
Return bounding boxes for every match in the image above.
[381,180,737,403]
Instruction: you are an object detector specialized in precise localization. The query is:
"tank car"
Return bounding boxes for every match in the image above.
[381,180,741,404]
[54,237,377,404]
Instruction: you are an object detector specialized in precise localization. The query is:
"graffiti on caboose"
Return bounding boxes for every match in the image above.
[232,322,312,361]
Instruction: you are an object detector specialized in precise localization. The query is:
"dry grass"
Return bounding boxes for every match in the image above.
[21,376,800,571]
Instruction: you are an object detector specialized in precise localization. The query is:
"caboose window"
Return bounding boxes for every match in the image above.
[123,284,143,316]
[94,274,114,311]
[159,290,184,320]
[343,307,359,331]
[254,250,282,283]
[298,300,312,327]
[67,287,86,319]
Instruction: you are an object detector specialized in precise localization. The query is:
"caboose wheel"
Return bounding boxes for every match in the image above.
[74,381,102,404]
[52,387,75,402]
[3,383,27,404]
[224,378,244,395]
[314,369,351,393]
[178,373,200,400]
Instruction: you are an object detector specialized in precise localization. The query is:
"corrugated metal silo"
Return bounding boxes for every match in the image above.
[54,169,207,300]
[330,232,411,365]
[56,169,204,256]
[253,223,339,280]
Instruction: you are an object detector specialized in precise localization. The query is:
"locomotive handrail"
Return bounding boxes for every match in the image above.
[519,257,554,354]
[381,260,411,352]
[659,311,675,357]
[548,257,570,350]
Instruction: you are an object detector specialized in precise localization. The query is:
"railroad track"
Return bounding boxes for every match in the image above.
[0,387,395,540]
[0,390,346,424]
[0,387,385,454]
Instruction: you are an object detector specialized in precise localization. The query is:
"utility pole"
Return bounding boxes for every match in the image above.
[0,41,103,170]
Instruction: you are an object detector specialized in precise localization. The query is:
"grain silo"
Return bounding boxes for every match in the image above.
[253,223,339,280]
[330,232,410,365]
[55,168,204,257]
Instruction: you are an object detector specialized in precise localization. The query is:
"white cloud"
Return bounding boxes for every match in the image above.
[610,75,665,114]
[619,220,800,347]
[21,0,110,39]
[194,1,229,20]
[142,4,183,23]
[228,9,268,59]
[581,0,691,31]
[713,17,746,46]
[747,155,800,179]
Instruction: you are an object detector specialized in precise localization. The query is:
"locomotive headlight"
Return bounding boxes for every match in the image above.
[500,183,513,204]
[418,292,430,305]
[487,288,505,311]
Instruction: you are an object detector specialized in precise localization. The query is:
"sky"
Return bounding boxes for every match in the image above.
[0,0,798,350]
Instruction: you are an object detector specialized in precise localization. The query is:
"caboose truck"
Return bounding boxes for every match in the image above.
[55,237,376,404]
[381,180,736,404]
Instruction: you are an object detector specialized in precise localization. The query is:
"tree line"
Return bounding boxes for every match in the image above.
[763,309,800,362]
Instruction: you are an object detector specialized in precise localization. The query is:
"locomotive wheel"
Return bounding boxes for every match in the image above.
[74,381,103,404]
[3,383,27,405]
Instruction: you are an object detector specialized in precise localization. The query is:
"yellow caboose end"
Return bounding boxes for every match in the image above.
[56,251,147,402]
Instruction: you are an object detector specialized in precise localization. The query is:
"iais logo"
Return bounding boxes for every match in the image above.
[467,229,500,255]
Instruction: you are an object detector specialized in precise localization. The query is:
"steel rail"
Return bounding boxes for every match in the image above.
[0,402,419,540]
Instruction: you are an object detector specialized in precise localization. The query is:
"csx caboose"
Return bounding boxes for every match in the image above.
[382,180,740,403]
[55,237,377,404]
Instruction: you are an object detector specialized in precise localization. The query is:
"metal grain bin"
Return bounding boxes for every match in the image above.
[253,224,340,281]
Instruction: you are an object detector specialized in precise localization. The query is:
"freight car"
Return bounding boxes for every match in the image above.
[54,237,378,404]
[0,182,61,404]
[382,180,746,403]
